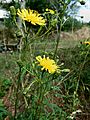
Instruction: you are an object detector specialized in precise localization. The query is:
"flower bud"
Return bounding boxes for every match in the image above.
[10,6,16,16]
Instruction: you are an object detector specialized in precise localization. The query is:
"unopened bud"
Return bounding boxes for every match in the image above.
[10,6,16,16]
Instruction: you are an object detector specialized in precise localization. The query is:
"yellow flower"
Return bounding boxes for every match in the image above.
[46,8,55,14]
[36,55,59,73]
[17,9,46,25]
[83,41,90,45]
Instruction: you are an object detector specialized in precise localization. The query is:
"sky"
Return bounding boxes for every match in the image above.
[76,0,90,23]
[0,0,90,23]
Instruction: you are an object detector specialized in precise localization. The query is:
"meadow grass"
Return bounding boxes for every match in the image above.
[0,37,90,119]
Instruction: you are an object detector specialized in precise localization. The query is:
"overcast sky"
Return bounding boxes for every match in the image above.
[76,0,90,22]
[0,0,90,23]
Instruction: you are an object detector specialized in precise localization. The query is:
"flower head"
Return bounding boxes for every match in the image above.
[46,8,55,14]
[83,41,90,45]
[36,55,59,73]
[17,9,46,25]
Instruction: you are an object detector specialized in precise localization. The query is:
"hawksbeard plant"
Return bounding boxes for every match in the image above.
[7,1,71,119]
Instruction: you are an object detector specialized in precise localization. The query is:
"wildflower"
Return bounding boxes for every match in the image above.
[83,41,90,45]
[36,55,59,74]
[17,9,46,25]
[46,8,55,14]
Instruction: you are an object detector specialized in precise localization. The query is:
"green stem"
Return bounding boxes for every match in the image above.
[53,20,62,59]
[35,70,45,119]
[53,3,67,59]
[14,65,22,120]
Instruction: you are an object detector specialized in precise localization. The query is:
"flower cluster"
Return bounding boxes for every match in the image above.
[36,55,59,74]
[17,9,46,25]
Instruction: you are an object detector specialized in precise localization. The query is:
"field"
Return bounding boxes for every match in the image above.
[0,25,90,120]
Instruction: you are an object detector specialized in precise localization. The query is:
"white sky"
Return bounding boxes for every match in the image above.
[76,0,90,23]
[0,0,12,3]
[0,9,9,18]
[0,0,90,23]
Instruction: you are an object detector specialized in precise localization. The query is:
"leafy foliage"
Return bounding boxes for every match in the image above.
[62,17,83,31]
[58,42,90,110]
